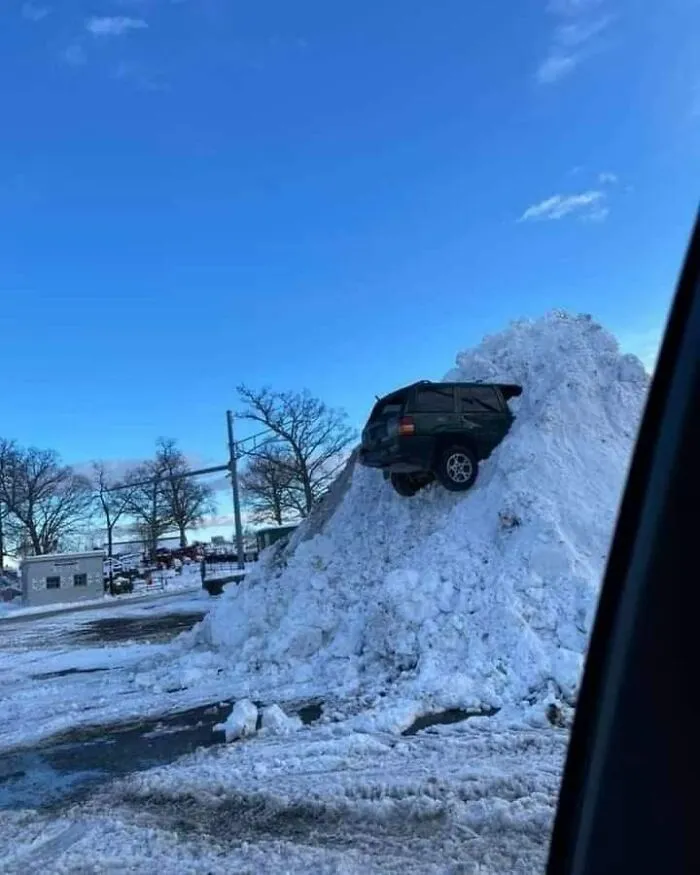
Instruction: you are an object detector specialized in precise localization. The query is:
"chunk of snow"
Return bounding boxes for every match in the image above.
[214,699,258,742]
[260,704,302,735]
[168,312,649,723]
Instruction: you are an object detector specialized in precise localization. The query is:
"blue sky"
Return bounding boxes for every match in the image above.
[2,0,698,491]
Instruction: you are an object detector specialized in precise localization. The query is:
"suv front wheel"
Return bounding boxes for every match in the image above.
[435,445,478,492]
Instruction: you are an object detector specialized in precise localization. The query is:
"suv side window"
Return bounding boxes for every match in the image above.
[458,386,502,412]
[412,387,455,412]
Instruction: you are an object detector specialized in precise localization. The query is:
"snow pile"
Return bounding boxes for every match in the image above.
[214,699,258,742]
[212,701,302,742]
[261,703,303,735]
[189,312,648,723]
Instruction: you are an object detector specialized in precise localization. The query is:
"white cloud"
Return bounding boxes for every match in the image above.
[598,171,618,184]
[86,16,148,37]
[555,15,611,47]
[518,190,606,222]
[113,61,168,92]
[537,2,612,85]
[21,2,50,21]
[62,44,87,66]
[537,54,579,84]
[582,204,609,222]
[547,0,605,16]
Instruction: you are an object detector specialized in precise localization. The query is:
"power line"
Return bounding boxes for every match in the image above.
[106,431,277,493]
[106,463,230,492]
[105,414,278,572]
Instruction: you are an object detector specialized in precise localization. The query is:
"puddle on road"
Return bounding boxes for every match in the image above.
[67,612,205,645]
[296,702,324,725]
[0,699,324,811]
[0,702,231,811]
[401,706,500,736]
[0,607,221,811]
[31,666,111,681]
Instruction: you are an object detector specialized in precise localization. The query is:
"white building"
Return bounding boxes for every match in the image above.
[20,551,105,608]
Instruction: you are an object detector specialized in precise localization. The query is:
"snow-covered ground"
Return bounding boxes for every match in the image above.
[0,313,648,873]
[1,720,567,874]
[0,589,213,753]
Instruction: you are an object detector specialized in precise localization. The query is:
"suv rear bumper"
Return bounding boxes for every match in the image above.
[359,437,433,472]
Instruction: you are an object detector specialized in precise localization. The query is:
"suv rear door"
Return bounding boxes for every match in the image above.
[362,390,409,448]
[457,385,508,456]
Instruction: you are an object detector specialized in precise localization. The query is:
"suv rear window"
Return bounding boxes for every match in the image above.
[413,387,455,412]
[458,386,502,412]
[370,393,408,421]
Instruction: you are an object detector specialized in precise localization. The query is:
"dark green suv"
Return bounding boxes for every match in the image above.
[359,380,522,496]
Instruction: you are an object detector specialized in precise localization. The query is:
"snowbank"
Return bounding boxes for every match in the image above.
[176,313,649,723]
[214,699,258,742]
[261,703,303,735]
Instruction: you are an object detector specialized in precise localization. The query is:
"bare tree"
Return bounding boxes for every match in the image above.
[155,438,216,547]
[92,462,137,562]
[241,448,300,525]
[0,440,14,566]
[0,442,93,555]
[0,503,5,570]
[237,386,355,516]
[124,462,173,559]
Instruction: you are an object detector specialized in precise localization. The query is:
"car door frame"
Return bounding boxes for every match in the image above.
[546,209,699,875]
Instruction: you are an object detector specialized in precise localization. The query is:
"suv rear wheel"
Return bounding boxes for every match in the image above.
[435,445,478,492]
[390,473,420,497]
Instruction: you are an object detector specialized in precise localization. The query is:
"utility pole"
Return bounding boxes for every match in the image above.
[108,544,114,596]
[227,410,246,571]
[151,476,159,563]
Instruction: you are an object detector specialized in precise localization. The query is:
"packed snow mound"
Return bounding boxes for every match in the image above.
[193,312,649,722]
[261,704,303,735]
[214,699,258,742]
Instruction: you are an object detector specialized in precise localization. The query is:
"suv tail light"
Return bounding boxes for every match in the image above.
[398,416,415,436]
